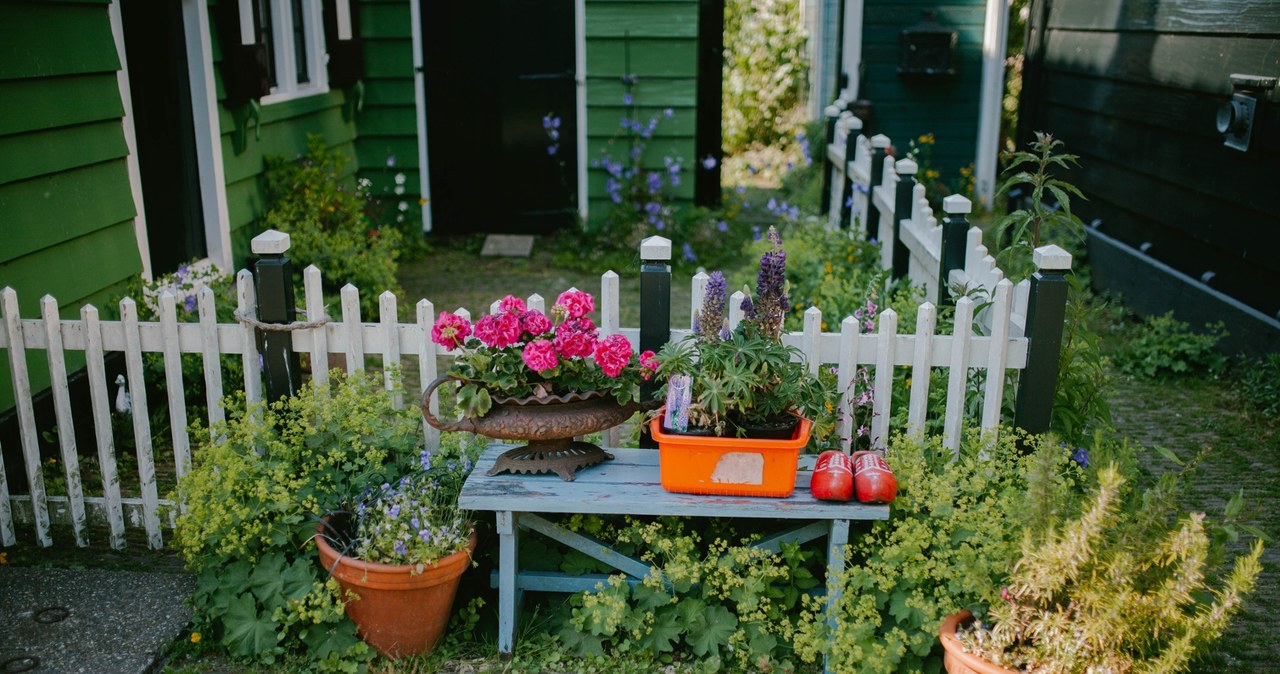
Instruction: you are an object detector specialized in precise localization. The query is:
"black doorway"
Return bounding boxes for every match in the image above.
[422,0,578,235]
[120,0,206,274]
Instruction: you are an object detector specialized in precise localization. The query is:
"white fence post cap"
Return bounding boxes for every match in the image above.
[870,134,891,149]
[1034,245,1073,271]
[252,230,291,255]
[824,104,841,117]
[641,236,672,261]
[943,194,972,215]
[895,158,918,175]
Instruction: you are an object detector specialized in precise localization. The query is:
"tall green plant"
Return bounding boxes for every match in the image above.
[994,131,1086,280]
[722,0,808,153]
[264,136,403,315]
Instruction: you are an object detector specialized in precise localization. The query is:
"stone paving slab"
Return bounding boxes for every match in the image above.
[0,567,194,674]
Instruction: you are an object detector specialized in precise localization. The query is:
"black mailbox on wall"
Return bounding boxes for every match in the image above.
[899,12,957,77]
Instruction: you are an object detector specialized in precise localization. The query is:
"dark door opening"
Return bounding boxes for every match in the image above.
[422,0,578,235]
[120,0,206,274]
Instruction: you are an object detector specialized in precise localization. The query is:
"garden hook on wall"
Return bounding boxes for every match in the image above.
[230,100,261,156]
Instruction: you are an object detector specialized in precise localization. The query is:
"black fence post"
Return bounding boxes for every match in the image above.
[838,113,863,229]
[1014,245,1073,439]
[937,195,971,306]
[252,230,302,401]
[819,104,841,213]
[639,236,671,448]
[891,157,917,281]
[864,134,890,240]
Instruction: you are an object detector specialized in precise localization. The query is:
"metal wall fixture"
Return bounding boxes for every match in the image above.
[899,11,957,77]
[1217,73,1277,152]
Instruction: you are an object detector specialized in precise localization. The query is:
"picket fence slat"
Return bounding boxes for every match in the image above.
[943,298,976,453]
[159,293,192,482]
[81,304,125,549]
[601,273,619,337]
[906,303,938,439]
[237,270,263,404]
[871,309,898,449]
[836,316,860,453]
[304,266,331,390]
[0,437,14,546]
[982,280,1015,435]
[41,296,88,547]
[341,285,365,374]
[379,292,402,408]
[416,299,440,449]
[3,287,51,546]
[690,272,708,331]
[197,286,225,431]
[803,307,822,376]
[121,298,163,549]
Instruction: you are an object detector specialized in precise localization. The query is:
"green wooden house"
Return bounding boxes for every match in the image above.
[0,0,722,426]
[808,0,1012,207]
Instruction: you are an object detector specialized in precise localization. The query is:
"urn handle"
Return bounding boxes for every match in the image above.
[421,375,479,433]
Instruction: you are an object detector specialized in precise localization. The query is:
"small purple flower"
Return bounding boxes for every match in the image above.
[663,108,674,118]
[647,172,662,193]
[716,220,728,232]
[682,242,696,262]
[419,449,432,469]
[418,529,432,543]
[735,185,746,194]
[1070,447,1090,469]
[386,154,397,167]
[183,295,197,312]
[622,92,634,106]
[394,541,407,557]
[670,174,681,187]
[411,517,420,529]
[747,165,757,175]
[388,504,401,520]
[176,264,190,279]
[701,156,717,170]
[767,198,778,212]
[751,225,762,241]
[547,144,559,155]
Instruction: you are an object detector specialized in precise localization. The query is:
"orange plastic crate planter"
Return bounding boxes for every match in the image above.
[649,413,813,498]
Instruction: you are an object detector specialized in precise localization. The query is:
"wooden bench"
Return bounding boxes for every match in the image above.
[458,443,889,669]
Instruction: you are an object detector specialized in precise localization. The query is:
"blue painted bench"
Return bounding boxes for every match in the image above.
[458,444,890,668]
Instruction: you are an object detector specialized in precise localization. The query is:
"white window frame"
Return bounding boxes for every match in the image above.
[259,0,329,105]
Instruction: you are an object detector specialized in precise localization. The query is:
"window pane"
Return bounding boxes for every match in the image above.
[255,0,277,87]
[291,0,309,84]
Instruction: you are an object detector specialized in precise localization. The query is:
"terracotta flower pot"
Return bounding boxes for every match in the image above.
[315,528,477,659]
[939,610,1020,674]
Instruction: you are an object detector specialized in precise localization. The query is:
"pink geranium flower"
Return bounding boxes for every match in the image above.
[521,340,559,372]
[431,312,471,350]
[520,310,553,337]
[554,290,595,320]
[553,317,598,358]
[639,350,659,381]
[474,312,522,348]
[498,295,527,315]
[594,334,634,378]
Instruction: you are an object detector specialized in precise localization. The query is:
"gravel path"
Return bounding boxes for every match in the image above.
[1108,376,1278,673]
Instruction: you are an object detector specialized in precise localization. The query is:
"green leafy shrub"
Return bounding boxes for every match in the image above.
[170,372,476,671]
[1049,276,1113,443]
[1114,312,1228,378]
[264,136,403,315]
[1239,353,1280,420]
[793,431,1084,673]
[723,0,808,154]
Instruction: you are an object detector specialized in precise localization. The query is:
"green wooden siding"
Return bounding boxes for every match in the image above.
[858,1,986,177]
[1021,0,1280,323]
[0,1,143,411]
[585,0,699,225]
[352,0,422,230]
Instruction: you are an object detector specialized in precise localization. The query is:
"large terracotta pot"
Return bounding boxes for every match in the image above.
[315,528,477,659]
[939,610,1020,674]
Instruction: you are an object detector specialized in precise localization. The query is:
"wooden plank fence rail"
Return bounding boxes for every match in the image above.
[1,230,1071,550]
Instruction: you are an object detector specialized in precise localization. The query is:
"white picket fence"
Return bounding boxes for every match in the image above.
[0,232,1066,550]
[823,112,1028,333]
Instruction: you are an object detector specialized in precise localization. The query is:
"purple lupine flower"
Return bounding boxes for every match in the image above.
[696,271,726,339]
[740,294,755,319]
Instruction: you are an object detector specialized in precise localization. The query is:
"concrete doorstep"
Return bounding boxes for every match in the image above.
[0,567,194,674]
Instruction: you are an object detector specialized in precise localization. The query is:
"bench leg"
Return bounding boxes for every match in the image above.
[824,518,849,674]
[497,510,519,656]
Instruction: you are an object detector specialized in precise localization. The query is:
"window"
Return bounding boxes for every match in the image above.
[254,0,327,102]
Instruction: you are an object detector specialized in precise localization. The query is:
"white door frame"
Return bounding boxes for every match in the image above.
[974,0,1011,209]
[409,0,590,231]
[840,0,864,101]
[107,0,153,281]
[182,0,234,270]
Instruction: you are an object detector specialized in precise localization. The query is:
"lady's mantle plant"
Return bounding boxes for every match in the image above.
[655,227,826,435]
[433,290,658,419]
[171,372,472,671]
